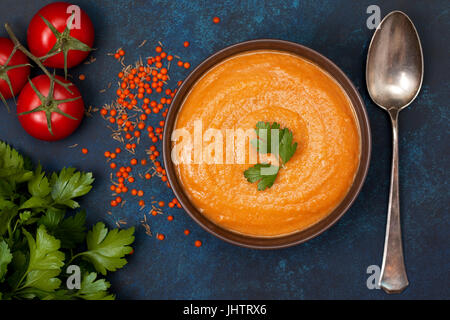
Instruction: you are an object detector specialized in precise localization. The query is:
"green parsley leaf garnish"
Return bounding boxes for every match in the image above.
[251,121,281,154]
[279,128,298,164]
[244,122,298,191]
[244,163,279,191]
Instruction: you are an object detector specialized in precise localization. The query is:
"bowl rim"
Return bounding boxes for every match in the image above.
[163,39,372,249]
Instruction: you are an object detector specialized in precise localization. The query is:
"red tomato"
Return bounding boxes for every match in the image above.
[17,75,84,141]
[0,37,30,99]
[27,2,94,69]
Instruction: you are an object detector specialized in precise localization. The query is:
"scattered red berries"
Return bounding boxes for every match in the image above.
[157,234,165,241]
[114,49,125,59]
[104,44,203,247]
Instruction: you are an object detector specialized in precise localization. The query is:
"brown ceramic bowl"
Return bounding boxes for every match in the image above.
[163,39,371,249]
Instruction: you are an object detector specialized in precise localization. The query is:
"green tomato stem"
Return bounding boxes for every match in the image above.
[4,22,73,94]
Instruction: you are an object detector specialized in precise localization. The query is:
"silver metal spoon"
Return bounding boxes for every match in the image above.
[366,10,423,294]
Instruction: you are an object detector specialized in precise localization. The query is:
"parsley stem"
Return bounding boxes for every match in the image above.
[6,219,12,238]
[67,252,83,266]
[14,271,29,292]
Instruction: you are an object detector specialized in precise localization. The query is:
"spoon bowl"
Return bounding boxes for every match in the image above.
[366,10,424,294]
[367,11,424,110]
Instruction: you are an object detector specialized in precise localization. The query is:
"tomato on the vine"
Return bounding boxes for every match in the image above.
[0,37,30,101]
[17,75,84,141]
[27,2,94,76]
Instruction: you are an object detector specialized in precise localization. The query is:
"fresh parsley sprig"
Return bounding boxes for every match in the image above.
[0,141,135,300]
[244,122,298,191]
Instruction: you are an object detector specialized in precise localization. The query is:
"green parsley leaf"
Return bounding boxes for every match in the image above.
[251,121,282,154]
[39,209,86,248]
[0,240,13,282]
[0,179,16,199]
[279,128,298,164]
[21,225,65,291]
[0,198,16,210]
[12,288,68,300]
[0,141,33,183]
[38,208,64,230]
[245,122,298,191]
[19,196,50,210]
[251,122,297,165]
[15,272,115,300]
[6,250,28,289]
[244,164,279,191]
[0,200,17,237]
[57,211,86,248]
[0,140,134,299]
[75,272,114,300]
[19,211,32,224]
[50,168,94,209]
[79,223,135,275]
[28,165,51,198]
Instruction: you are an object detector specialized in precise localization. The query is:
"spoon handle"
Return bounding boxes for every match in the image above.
[379,109,409,293]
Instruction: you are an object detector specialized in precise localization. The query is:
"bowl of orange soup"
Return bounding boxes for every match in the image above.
[163,39,371,249]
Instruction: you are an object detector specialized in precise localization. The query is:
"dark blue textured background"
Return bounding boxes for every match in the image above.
[0,0,448,299]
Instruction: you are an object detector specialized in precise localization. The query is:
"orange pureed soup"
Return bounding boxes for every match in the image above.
[173,50,360,237]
